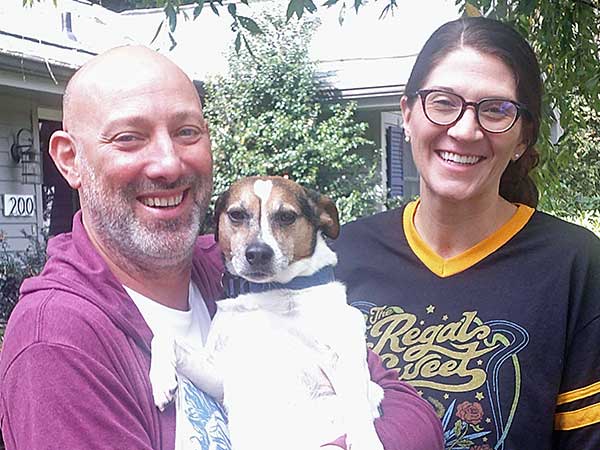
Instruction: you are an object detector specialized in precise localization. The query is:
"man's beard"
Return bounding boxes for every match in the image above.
[78,154,211,272]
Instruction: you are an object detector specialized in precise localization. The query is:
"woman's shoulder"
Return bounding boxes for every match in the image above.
[527,210,600,263]
[531,210,600,244]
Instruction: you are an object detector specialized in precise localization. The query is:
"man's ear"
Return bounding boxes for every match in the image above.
[49,130,82,189]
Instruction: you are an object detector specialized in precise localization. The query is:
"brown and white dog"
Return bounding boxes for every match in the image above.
[150,176,384,450]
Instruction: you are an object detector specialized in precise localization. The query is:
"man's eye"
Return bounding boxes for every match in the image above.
[227,209,248,223]
[274,211,297,226]
[178,127,200,138]
[114,134,141,143]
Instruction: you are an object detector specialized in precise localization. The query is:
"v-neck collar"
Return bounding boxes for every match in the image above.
[403,200,535,277]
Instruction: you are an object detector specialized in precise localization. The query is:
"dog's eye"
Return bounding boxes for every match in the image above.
[227,209,248,223]
[274,211,297,226]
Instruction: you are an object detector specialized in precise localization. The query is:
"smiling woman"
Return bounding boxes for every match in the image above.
[333,16,600,450]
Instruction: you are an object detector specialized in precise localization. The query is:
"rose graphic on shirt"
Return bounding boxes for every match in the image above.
[456,401,484,425]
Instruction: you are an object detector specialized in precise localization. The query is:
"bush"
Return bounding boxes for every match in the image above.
[0,230,48,326]
[203,11,381,229]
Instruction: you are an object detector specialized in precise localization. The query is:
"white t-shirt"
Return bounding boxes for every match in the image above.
[125,282,231,450]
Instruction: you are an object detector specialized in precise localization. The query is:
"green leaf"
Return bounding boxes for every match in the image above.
[453,419,462,436]
[209,0,220,15]
[322,0,338,6]
[238,16,263,35]
[168,31,177,50]
[286,0,303,21]
[227,3,237,17]
[193,0,205,19]
[304,0,318,13]
[150,19,164,44]
[464,2,481,17]
[234,31,242,54]
[164,3,177,33]
[338,1,346,25]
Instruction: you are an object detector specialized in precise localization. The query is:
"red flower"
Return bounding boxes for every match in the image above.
[456,401,484,425]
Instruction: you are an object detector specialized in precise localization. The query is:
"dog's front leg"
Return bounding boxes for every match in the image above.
[333,310,384,450]
[174,338,225,401]
[149,334,178,411]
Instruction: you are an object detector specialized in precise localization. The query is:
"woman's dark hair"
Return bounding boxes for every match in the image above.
[405,16,542,207]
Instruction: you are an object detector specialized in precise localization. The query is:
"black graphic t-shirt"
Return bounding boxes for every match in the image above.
[333,201,600,450]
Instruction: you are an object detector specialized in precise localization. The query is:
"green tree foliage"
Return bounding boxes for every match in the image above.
[461,0,600,215]
[25,0,599,216]
[203,12,380,226]
[0,231,47,324]
[541,97,600,215]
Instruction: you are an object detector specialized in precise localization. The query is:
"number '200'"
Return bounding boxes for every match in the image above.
[6,196,35,217]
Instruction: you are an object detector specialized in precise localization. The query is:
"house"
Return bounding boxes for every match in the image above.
[0,0,459,252]
[0,0,136,250]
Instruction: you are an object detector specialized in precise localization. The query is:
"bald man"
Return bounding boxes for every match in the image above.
[0,47,443,450]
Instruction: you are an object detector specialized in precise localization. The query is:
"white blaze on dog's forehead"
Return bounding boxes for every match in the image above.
[253,179,272,203]
[252,179,282,257]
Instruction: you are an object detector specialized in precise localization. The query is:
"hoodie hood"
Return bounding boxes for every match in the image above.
[20,211,223,355]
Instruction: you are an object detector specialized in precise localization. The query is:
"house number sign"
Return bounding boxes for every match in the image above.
[3,194,35,217]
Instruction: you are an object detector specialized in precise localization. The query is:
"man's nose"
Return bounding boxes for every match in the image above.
[447,108,484,141]
[145,133,184,183]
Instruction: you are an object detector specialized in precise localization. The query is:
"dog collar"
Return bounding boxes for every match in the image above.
[222,266,336,299]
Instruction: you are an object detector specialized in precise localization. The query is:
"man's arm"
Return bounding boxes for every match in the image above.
[368,349,444,450]
[1,342,164,450]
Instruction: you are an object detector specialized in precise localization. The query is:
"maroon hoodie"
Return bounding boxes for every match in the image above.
[0,212,442,450]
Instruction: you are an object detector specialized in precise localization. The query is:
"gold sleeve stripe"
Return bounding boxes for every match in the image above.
[554,402,600,430]
[557,380,600,406]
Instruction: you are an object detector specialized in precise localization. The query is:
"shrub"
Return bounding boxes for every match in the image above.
[0,230,48,326]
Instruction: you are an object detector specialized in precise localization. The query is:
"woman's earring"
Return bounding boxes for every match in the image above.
[513,152,520,161]
[404,133,411,143]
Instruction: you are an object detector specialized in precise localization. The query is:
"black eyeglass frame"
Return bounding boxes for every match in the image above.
[409,89,531,134]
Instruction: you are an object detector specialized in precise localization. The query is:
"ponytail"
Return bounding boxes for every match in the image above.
[499,145,539,207]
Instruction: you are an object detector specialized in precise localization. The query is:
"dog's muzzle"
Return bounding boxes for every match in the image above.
[245,242,274,266]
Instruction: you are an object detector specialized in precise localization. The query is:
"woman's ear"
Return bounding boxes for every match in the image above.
[400,95,413,138]
[511,142,527,162]
[49,130,82,190]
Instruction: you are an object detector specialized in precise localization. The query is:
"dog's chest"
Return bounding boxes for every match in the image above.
[209,284,351,395]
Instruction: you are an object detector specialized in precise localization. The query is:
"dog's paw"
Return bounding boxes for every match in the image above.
[346,431,384,450]
[346,421,384,450]
[367,380,384,418]
[149,336,178,411]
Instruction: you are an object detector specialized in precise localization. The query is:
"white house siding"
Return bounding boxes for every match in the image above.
[0,94,43,252]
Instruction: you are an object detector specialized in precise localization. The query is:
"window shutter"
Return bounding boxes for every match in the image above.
[386,125,404,197]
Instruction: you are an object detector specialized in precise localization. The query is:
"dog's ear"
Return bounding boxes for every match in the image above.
[304,188,340,240]
[213,190,230,242]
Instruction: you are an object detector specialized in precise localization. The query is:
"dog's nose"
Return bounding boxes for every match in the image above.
[245,243,274,266]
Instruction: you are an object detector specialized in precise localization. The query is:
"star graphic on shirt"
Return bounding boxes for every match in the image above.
[426,305,435,314]
[486,418,492,424]
[475,392,485,401]
[443,393,449,400]
[442,314,449,321]
[477,360,483,366]
[483,437,488,443]
[419,320,425,325]
[417,390,423,396]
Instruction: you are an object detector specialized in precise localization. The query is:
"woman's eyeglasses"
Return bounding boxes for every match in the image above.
[409,89,530,134]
